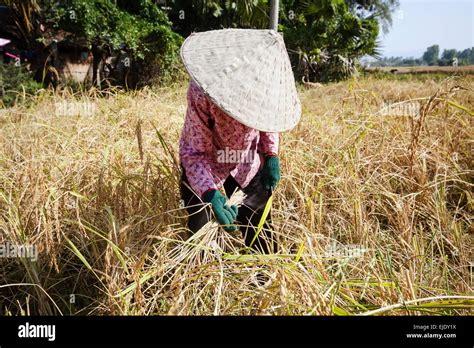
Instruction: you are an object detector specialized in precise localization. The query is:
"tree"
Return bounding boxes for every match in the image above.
[438,48,457,66]
[0,0,42,49]
[40,0,182,86]
[165,0,397,82]
[167,0,270,37]
[346,0,400,33]
[165,0,399,82]
[422,45,439,66]
[458,47,474,65]
[280,0,381,82]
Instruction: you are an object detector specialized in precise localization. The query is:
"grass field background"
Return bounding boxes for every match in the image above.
[0,75,473,315]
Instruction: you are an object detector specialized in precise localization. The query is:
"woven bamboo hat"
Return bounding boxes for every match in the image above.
[180,29,301,132]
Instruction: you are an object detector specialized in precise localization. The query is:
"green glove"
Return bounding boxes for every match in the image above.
[203,189,238,232]
[263,156,281,191]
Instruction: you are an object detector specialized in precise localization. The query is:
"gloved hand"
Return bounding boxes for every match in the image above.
[262,155,281,191]
[203,189,238,232]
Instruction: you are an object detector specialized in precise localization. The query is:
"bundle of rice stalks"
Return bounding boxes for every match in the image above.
[166,191,248,270]
[148,191,278,314]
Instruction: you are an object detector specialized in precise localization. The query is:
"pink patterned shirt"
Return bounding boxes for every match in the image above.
[179,80,279,197]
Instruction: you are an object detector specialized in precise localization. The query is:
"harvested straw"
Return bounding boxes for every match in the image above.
[165,190,247,268]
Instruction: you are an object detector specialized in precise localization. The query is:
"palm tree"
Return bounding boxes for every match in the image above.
[168,0,270,36]
[0,0,41,49]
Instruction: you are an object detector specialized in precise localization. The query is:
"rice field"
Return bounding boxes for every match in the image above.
[0,75,473,315]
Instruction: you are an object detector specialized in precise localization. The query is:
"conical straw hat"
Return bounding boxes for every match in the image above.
[180,29,301,132]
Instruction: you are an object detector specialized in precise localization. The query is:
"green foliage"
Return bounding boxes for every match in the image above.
[370,56,423,67]
[371,45,474,68]
[438,49,457,66]
[168,0,270,36]
[1,0,400,86]
[40,0,182,85]
[0,63,42,107]
[422,45,439,66]
[166,0,392,83]
[346,0,399,33]
[457,48,474,66]
[421,46,474,67]
[281,0,380,82]
[0,0,42,48]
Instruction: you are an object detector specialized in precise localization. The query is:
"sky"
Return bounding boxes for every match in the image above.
[378,0,474,58]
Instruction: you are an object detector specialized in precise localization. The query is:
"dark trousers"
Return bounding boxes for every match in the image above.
[180,167,276,254]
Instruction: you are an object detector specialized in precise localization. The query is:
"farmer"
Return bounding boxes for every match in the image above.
[179,29,301,254]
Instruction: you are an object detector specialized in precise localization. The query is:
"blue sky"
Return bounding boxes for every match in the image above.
[379,0,474,58]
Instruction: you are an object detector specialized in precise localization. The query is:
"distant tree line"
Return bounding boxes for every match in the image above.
[422,45,474,66]
[371,45,474,67]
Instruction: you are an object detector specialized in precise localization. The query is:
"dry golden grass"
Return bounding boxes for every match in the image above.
[0,76,473,315]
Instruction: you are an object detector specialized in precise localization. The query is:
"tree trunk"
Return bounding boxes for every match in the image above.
[92,43,100,88]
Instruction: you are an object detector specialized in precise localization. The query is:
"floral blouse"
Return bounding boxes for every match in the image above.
[179,79,279,197]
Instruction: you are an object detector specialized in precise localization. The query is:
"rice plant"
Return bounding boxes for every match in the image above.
[0,76,473,315]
